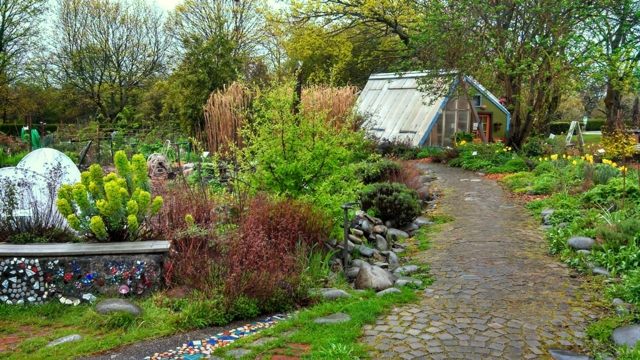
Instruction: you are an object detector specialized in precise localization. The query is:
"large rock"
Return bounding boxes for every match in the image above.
[567,236,595,251]
[376,288,401,297]
[95,299,142,317]
[387,228,409,242]
[414,217,432,227]
[355,263,396,291]
[348,234,363,245]
[375,235,388,251]
[373,225,387,235]
[46,334,82,347]
[548,349,591,360]
[395,277,423,287]
[387,251,400,271]
[393,265,419,276]
[314,312,351,324]
[613,324,640,347]
[320,289,351,300]
[360,219,373,234]
[541,209,555,225]
[345,267,360,280]
[357,245,375,257]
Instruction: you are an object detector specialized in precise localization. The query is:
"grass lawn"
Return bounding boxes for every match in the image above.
[569,133,602,145]
[0,295,177,360]
[215,288,419,359]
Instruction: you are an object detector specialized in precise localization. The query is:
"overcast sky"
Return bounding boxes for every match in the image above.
[155,0,179,11]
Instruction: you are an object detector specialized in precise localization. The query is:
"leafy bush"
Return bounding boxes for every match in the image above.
[582,178,640,206]
[376,140,419,160]
[355,157,400,184]
[57,151,163,242]
[387,160,422,191]
[224,195,330,309]
[596,218,640,249]
[487,157,529,174]
[0,149,28,168]
[416,146,444,159]
[241,83,370,234]
[601,129,636,160]
[359,182,421,226]
[521,135,552,157]
[592,163,620,185]
[448,143,521,173]
[609,269,640,305]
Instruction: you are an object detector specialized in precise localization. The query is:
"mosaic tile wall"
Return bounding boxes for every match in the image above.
[0,254,163,305]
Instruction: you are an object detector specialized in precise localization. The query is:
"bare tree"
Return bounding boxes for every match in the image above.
[168,0,264,58]
[52,0,168,121]
[0,0,47,122]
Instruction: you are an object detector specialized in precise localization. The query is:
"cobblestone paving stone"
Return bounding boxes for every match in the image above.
[362,164,603,359]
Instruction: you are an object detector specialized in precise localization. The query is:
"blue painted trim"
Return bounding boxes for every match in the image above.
[463,76,511,133]
[418,79,459,146]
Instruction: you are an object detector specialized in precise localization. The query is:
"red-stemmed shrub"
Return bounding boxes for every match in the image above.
[388,160,422,191]
[224,194,330,309]
[153,180,221,291]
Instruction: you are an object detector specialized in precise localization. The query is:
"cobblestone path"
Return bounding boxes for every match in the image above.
[362,164,602,359]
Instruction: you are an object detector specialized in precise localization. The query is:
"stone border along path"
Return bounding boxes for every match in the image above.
[362,163,604,360]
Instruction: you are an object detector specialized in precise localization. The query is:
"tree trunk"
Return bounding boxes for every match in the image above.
[604,80,623,130]
[632,96,639,128]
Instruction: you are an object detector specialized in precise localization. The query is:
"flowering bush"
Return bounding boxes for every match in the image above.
[57,151,163,242]
[601,129,636,160]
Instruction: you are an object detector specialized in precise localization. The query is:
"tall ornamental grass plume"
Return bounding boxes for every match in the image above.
[301,85,359,130]
[201,82,252,156]
[57,151,163,242]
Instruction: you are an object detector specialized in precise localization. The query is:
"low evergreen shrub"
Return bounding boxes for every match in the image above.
[359,182,421,226]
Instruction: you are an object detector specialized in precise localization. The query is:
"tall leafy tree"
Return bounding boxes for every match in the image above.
[52,0,168,121]
[582,0,640,129]
[413,0,596,147]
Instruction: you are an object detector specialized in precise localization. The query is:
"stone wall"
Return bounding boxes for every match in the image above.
[0,243,168,305]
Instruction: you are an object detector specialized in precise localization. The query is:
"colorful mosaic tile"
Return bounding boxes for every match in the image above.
[146,315,287,360]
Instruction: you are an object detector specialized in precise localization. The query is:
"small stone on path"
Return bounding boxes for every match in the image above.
[320,289,351,300]
[567,236,595,250]
[249,336,277,347]
[314,313,351,324]
[387,228,409,241]
[613,324,640,347]
[393,265,419,276]
[376,288,401,296]
[227,348,252,358]
[46,334,82,347]
[95,299,142,316]
[592,267,610,277]
[395,277,423,287]
[548,349,591,360]
[414,217,432,227]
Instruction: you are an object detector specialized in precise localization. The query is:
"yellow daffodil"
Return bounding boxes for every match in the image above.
[572,160,577,165]
[550,154,558,161]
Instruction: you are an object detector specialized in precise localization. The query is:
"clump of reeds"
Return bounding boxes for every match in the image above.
[202,82,252,155]
[301,85,359,130]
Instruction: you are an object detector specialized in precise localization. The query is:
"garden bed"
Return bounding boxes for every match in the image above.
[0,241,169,305]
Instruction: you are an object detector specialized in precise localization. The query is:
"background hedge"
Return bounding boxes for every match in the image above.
[0,124,58,136]
[549,119,605,134]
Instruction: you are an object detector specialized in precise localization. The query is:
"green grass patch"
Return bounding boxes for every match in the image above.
[218,288,418,359]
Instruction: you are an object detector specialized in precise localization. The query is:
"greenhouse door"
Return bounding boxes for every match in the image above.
[476,113,492,142]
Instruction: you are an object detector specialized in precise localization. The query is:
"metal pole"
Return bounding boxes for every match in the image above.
[341,202,357,269]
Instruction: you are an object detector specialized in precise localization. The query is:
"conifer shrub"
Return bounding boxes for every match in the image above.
[359,182,421,226]
[57,150,163,242]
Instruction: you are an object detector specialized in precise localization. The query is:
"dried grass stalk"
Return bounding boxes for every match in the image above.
[301,85,359,130]
[202,82,252,155]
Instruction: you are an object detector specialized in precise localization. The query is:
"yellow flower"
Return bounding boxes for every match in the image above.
[550,154,558,161]
[538,157,543,162]
[572,160,577,165]
[612,162,618,168]
[620,166,628,173]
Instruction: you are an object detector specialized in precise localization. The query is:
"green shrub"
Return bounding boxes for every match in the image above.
[549,122,570,134]
[593,163,620,185]
[520,135,552,157]
[355,157,400,184]
[582,178,640,206]
[596,218,640,249]
[609,268,640,305]
[487,157,529,174]
[228,296,260,320]
[57,151,163,242]
[0,150,28,168]
[359,182,421,226]
[416,146,444,159]
[448,143,519,173]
